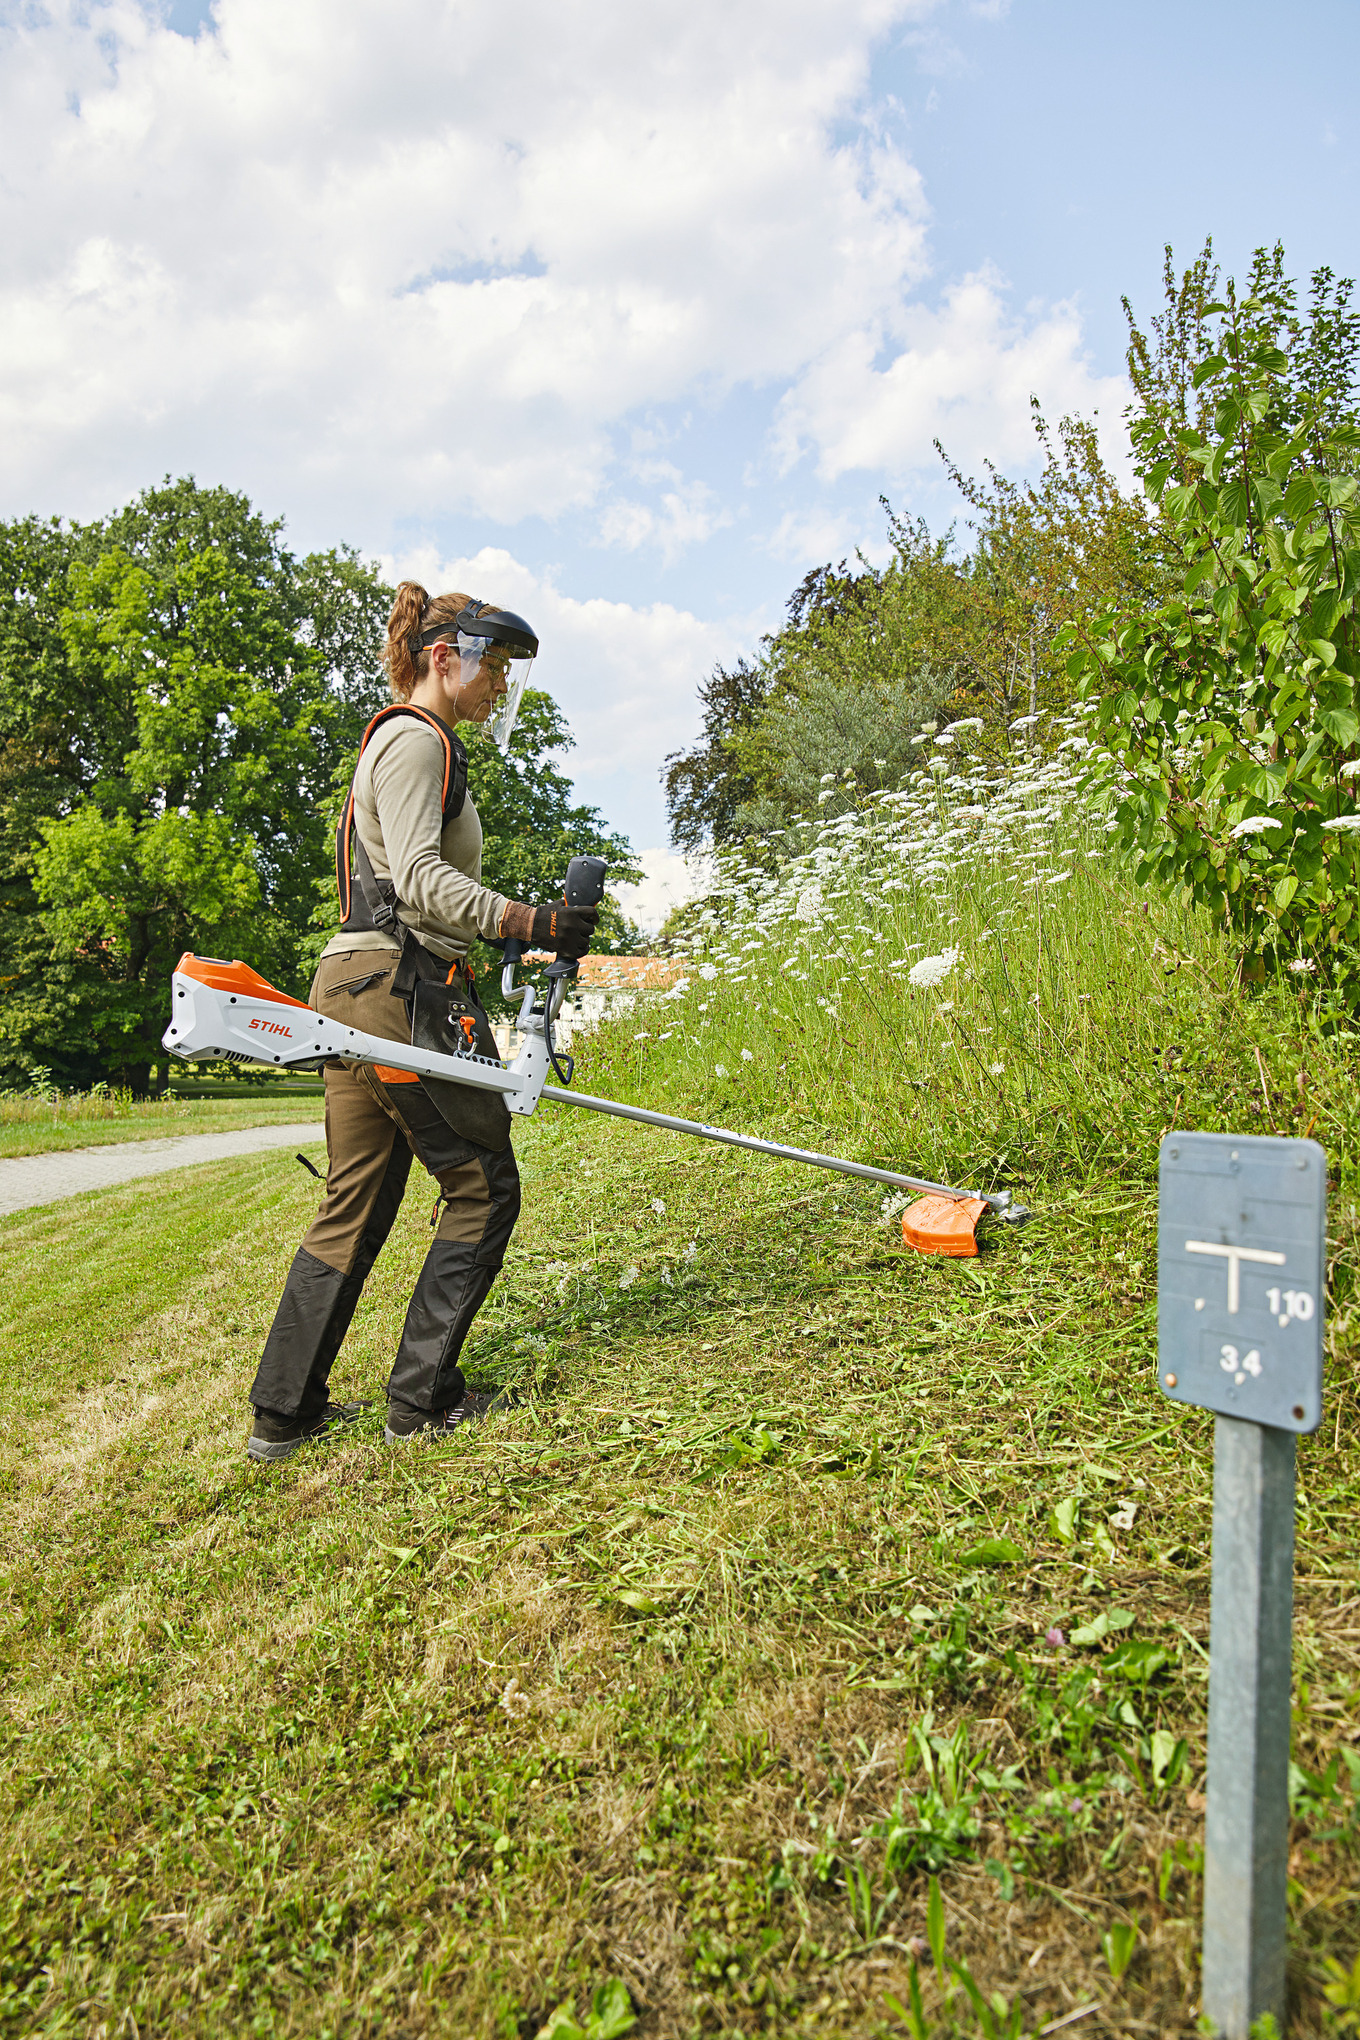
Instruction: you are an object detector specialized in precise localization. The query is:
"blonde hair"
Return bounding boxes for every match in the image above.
[383,582,475,703]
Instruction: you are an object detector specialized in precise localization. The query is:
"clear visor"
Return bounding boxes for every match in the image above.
[453,631,533,754]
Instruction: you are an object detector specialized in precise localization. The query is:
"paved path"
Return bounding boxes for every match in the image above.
[0,1123,326,1218]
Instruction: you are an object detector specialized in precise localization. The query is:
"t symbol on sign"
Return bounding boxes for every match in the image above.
[1184,1239,1287,1313]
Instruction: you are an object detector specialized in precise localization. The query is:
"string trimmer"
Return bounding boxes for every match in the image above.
[162,857,1026,1256]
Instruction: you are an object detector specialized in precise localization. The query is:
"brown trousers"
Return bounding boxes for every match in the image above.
[249,948,521,1421]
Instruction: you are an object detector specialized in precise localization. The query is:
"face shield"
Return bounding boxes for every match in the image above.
[455,601,539,756]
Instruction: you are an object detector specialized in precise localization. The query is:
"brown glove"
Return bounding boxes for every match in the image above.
[498,899,599,958]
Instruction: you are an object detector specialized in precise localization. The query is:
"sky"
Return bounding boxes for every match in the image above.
[3,0,1359,926]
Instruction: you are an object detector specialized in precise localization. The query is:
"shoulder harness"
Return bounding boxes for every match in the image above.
[334,704,469,937]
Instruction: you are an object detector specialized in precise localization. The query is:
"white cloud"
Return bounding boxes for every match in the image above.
[0,0,938,540]
[383,542,759,841]
[773,266,1129,483]
[612,847,712,935]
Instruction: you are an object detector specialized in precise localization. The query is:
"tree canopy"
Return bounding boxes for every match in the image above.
[0,477,637,1089]
[663,410,1156,848]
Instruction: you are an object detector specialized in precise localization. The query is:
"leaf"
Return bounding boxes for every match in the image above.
[927,1873,946,1977]
[586,1979,638,2039]
[958,1537,1024,1567]
[1320,706,1360,746]
[1307,638,1338,668]
[1069,1608,1135,1647]
[1051,1496,1080,1544]
[1218,480,1251,528]
[1101,1917,1139,1983]
[1191,354,1228,389]
[1274,873,1299,912]
[614,1589,660,1615]
[536,2006,587,2040]
[1150,1729,1187,1790]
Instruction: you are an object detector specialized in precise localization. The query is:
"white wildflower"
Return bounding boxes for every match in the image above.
[820,771,836,784]
[1321,816,1360,832]
[660,1264,673,1286]
[633,1031,651,1041]
[1288,958,1317,973]
[651,1197,666,1216]
[908,948,960,988]
[1340,760,1360,779]
[741,1047,754,1061]
[1046,871,1073,884]
[1229,816,1284,838]
[935,1000,954,1013]
[989,1062,1005,1076]
[944,718,985,734]
[698,963,718,980]
[1010,713,1043,731]
[795,884,824,922]
[683,1239,698,1264]
[880,1191,910,1222]
[714,1063,728,1078]
[618,1264,640,1291]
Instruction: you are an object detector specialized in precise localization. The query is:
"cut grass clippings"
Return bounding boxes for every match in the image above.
[0,1094,1357,2036]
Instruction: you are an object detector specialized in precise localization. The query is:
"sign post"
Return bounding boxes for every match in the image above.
[1158,1133,1326,2040]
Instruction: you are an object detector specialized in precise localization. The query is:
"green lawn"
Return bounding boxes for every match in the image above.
[1,1086,1356,2037]
[0,1093,324,1160]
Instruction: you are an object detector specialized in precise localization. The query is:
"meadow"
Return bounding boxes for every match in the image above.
[1,731,1357,2038]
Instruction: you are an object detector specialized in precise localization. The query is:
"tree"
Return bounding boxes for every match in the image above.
[662,658,769,850]
[0,480,391,1090]
[1066,244,1360,996]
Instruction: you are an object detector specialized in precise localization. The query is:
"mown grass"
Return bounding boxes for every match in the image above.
[1,1039,1357,2036]
[2,750,1358,2036]
[0,1092,324,1161]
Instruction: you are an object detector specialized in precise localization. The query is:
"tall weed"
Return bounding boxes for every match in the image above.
[579,722,1360,1195]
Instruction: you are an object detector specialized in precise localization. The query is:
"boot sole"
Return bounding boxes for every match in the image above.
[247,1434,303,1462]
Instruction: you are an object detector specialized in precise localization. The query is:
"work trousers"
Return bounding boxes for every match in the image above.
[249,947,521,1422]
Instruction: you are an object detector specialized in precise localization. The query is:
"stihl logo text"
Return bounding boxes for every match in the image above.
[248,1018,294,1037]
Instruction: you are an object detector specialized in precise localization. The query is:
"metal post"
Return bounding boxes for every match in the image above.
[1201,1414,1296,2039]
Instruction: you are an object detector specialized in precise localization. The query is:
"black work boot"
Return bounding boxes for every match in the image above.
[247,1400,368,1463]
[383,1389,507,1443]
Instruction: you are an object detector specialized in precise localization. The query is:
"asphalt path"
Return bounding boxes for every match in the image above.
[0,1123,326,1219]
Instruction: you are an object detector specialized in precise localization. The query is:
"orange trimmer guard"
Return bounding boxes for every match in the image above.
[901,1193,989,1257]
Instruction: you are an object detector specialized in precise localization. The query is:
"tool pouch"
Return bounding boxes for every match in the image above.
[409,976,512,1151]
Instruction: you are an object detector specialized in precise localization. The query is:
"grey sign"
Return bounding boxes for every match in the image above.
[1158,1132,1325,1434]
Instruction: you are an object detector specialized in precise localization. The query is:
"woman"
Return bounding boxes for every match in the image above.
[245,582,598,1461]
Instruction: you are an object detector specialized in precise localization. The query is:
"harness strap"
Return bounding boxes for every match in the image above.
[335,704,468,933]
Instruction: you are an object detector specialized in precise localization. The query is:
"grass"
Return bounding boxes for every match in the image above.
[0,1091,324,1160]
[1,747,1357,2036]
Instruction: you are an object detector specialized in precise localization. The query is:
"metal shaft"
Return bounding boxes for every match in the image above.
[541,1085,1005,1210]
[1201,1414,1295,2040]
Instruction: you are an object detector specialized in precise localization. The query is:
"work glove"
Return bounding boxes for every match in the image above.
[498,899,599,958]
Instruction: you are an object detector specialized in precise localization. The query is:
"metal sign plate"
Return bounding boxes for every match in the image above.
[1158,1132,1325,1434]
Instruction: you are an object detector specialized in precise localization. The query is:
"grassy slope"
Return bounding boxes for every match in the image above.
[0,1054,1357,2036]
[0,1094,324,1160]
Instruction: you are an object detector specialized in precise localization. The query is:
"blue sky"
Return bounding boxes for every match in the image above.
[2,0,1358,916]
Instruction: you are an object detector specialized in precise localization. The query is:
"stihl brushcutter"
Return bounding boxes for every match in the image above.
[162,856,1025,1256]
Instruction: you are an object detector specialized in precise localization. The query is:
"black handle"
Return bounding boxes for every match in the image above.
[563,855,608,909]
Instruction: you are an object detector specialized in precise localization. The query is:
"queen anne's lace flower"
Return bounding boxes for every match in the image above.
[908,949,960,988]
[1321,816,1360,832]
[1229,815,1284,838]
